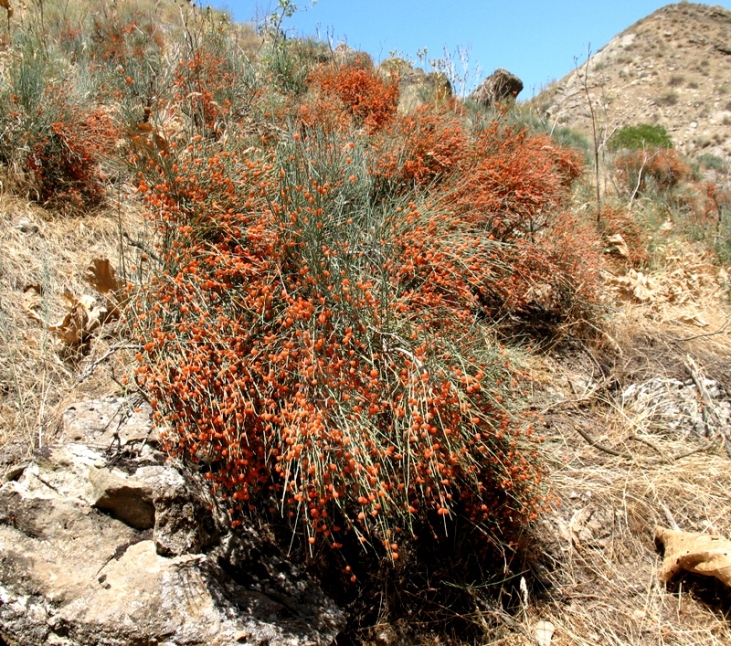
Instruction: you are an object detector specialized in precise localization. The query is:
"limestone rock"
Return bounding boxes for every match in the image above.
[0,397,345,645]
[333,42,373,68]
[61,395,159,448]
[89,466,155,530]
[136,464,221,557]
[470,68,524,107]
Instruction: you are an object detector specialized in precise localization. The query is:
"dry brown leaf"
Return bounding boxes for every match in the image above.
[129,133,154,152]
[49,302,88,345]
[607,269,656,302]
[630,272,655,302]
[84,258,121,320]
[23,287,110,347]
[655,525,731,587]
[152,132,169,154]
[0,0,12,17]
[605,233,630,258]
[84,258,119,295]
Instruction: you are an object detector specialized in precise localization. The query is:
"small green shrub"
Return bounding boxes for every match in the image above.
[513,114,590,153]
[551,126,591,153]
[697,153,728,172]
[656,92,679,107]
[668,74,685,87]
[608,124,673,151]
[261,37,331,96]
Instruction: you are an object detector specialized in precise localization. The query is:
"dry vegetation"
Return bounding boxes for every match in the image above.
[533,2,731,163]
[0,1,730,645]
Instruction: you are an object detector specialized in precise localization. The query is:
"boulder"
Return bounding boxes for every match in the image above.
[333,42,374,68]
[470,68,524,107]
[0,398,345,645]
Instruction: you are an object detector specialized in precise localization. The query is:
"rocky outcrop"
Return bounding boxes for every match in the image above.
[469,68,524,107]
[379,58,452,113]
[0,398,345,645]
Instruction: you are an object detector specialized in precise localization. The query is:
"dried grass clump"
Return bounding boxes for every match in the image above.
[515,241,731,646]
[0,194,145,469]
[531,436,731,646]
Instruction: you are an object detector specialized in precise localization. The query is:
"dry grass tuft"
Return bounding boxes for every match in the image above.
[0,191,144,471]
[529,432,731,646]
[514,243,731,646]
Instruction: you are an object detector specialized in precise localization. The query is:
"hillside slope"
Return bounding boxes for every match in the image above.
[533,2,731,161]
[0,1,730,644]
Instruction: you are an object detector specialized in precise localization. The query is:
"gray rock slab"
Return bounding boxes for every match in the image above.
[0,398,345,645]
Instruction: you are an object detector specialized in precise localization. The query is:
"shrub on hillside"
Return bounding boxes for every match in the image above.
[25,110,115,213]
[512,113,591,154]
[614,148,691,194]
[0,34,116,213]
[372,103,470,189]
[89,16,164,65]
[307,60,399,133]
[172,30,259,140]
[449,124,583,241]
[131,127,550,565]
[120,21,604,634]
[697,153,728,172]
[262,37,332,97]
[608,123,673,151]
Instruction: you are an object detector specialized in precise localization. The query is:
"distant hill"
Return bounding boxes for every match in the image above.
[531,2,731,161]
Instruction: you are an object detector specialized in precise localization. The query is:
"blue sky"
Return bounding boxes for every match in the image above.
[208,1,731,98]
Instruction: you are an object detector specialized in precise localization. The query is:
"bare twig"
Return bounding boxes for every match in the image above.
[76,342,141,384]
[123,232,161,263]
[578,47,602,224]
[666,319,729,343]
[628,148,650,210]
[572,423,630,458]
[665,438,717,462]
[683,356,730,458]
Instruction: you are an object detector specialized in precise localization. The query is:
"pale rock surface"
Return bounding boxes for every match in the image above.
[0,398,345,645]
[378,58,452,113]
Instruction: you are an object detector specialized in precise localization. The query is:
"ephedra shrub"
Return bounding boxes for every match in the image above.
[130,50,598,632]
[0,32,117,213]
[132,126,547,562]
